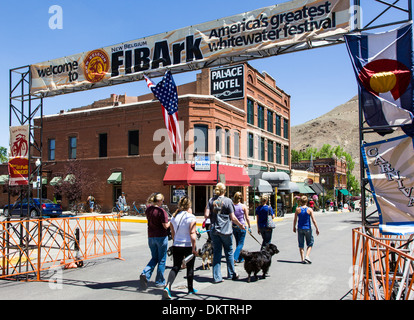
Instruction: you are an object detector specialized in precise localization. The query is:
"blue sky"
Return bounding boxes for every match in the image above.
[0,0,410,149]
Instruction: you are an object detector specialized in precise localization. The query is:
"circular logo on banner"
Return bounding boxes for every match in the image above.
[358,59,411,100]
[83,49,110,83]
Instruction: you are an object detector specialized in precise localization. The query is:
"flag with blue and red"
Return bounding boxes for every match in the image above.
[344,23,414,136]
[144,70,183,158]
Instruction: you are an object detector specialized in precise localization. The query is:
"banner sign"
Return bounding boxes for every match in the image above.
[211,65,244,101]
[362,135,414,235]
[8,125,30,186]
[30,0,350,97]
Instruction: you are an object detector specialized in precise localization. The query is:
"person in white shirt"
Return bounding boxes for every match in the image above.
[163,196,198,299]
[118,192,128,214]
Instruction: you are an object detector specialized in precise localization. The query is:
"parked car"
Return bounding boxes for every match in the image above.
[3,198,63,218]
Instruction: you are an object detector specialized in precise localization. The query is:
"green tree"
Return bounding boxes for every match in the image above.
[316,144,333,158]
[0,147,7,163]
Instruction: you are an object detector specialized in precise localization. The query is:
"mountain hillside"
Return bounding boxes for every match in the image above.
[291,95,402,181]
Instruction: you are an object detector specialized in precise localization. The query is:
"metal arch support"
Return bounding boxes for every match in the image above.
[356,0,412,237]
[8,66,44,280]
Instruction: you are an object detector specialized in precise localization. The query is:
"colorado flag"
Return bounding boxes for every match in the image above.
[345,24,414,136]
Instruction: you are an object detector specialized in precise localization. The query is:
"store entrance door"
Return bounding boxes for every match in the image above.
[194,186,207,216]
[113,185,122,206]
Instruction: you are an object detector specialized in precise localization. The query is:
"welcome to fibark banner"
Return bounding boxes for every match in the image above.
[30,0,350,97]
[362,135,414,235]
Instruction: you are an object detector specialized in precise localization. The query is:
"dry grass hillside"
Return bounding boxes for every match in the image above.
[291,95,402,181]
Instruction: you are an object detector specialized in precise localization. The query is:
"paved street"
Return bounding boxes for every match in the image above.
[0,208,366,300]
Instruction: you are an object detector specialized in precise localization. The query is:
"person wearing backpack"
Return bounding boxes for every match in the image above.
[204,183,245,283]
[256,195,275,250]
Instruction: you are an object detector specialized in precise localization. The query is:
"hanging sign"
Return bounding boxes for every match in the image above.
[30,0,350,97]
[8,125,30,186]
[194,155,211,171]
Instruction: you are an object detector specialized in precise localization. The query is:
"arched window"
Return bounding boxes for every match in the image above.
[216,126,222,154]
[194,124,208,154]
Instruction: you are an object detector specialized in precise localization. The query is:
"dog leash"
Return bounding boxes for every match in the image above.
[198,226,261,246]
[247,229,262,246]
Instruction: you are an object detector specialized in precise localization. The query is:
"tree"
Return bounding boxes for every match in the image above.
[52,160,97,207]
[0,146,7,164]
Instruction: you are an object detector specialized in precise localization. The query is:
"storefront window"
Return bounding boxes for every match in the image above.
[170,185,187,203]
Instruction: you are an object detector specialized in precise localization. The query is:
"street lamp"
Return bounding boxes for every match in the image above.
[321,178,325,213]
[215,151,221,183]
[35,158,42,214]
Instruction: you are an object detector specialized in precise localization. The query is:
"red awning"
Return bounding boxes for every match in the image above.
[163,163,250,186]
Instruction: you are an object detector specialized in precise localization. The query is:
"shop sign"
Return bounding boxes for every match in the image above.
[194,155,211,171]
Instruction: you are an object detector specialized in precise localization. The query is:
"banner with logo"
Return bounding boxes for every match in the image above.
[8,125,30,186]
[30,0,350,97]
[362,135,414,235]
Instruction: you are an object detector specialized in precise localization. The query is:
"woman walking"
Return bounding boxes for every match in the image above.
[139,193,170,289]
[232,192,251,263]
[293,195,320,264]
[163,196,198,299]
[204,183,245,283]
[255,195,275,250]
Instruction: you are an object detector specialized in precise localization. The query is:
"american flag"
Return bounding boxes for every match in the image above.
[144,70,183,158]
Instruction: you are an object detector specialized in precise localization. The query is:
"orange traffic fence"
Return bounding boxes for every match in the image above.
[352,227,414,300]
[1,214,122,281]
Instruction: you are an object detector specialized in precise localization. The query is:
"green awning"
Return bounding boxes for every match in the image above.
[339,189,350,196]
[296,182,315,194]
[30,177,48,184]
[50,176,62,186]
[107,172,122,184]
[0,175,8,185]
[64,174,75,184]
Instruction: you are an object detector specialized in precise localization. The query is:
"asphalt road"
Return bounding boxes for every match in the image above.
[0,208,365,301]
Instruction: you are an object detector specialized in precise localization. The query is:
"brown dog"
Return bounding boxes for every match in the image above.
[198,239,213,270]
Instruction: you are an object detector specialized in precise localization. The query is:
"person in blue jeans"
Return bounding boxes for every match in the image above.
[232,192,251,263]
[293,195,320,264]
[255,195,275,250]
[204,183,245,283]
[139,193,170,289]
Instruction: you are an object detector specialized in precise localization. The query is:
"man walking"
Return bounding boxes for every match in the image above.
[293,196,320,264]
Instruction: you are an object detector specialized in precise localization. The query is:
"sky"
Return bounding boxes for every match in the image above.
[0,0,411,150]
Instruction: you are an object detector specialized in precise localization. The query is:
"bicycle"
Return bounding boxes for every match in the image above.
[111,202,130,216]
[92,203,102,213]
[129,201,146,217]
[70,202,86,215]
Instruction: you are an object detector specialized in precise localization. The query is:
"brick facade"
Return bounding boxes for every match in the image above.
[2,63,291,215]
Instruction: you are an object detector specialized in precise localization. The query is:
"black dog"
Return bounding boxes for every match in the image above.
[239,243,279,282]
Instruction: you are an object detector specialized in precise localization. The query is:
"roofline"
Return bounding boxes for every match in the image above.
[38,94,245,119]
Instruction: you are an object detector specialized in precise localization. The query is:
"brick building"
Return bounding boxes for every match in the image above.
[291,156,348,198]
[2,63,291,215]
